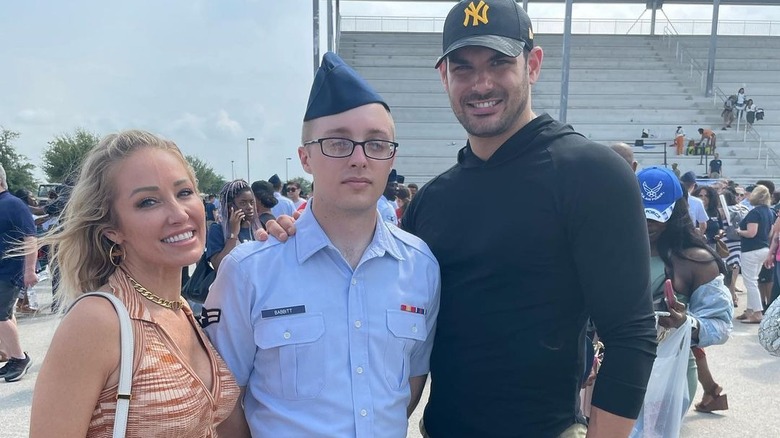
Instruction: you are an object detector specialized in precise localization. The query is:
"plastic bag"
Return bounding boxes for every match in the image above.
[759,296,780,357]
[630,318,692,438]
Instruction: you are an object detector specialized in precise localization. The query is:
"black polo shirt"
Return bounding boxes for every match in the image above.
[403,114,657,437]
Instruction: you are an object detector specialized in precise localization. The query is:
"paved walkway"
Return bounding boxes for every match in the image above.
[4,278,779,437]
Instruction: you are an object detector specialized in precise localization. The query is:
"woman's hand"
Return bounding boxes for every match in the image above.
[765,255,776,270]
[658,300,688,329]
[229,206,245,235]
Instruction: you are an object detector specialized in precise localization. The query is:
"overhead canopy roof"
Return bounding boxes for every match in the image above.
[357,0,780,5]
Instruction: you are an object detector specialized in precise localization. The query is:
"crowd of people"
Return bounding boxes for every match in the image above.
[1,1,779,437]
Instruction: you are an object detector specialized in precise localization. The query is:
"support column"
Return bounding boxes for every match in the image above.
[327,0,334,52]
[650,2,657,36]
[336,0,341,52]
[313,0,320,76]
[705,0,720,97]
[559,0,573,123]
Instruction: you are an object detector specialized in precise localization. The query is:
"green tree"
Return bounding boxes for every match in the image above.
[42,128,100,183]
[0,127,37,193]
[288,176,313,197]
[186,155,227,195]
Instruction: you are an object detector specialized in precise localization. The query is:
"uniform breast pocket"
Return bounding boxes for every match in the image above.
[384,309,427,391]
[254,313,326,400]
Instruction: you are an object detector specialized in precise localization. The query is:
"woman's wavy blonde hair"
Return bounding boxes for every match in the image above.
[42,130,197,309]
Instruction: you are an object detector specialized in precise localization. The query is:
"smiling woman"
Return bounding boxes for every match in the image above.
[29,130,241,438]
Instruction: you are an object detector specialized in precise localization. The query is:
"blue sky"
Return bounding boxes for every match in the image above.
[2,0,779,184]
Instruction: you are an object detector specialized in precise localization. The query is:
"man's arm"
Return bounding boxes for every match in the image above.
[407,375,427,417]
[586,407,635,438]
[23,236,38,288]
[560,144,657,427]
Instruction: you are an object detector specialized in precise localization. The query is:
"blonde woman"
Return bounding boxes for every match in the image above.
[29,130,242,437]
[736,184,775,324]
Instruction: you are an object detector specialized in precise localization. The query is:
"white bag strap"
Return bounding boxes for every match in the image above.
[72,292,134,438]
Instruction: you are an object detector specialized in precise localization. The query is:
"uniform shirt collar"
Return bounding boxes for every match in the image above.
[295,199,404,264]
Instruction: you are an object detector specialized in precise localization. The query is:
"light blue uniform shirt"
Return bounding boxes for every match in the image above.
[271,191,296,217]
[377,195,398,225]
[204,203,440,438]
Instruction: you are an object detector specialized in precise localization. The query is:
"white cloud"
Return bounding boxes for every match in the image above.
[216,109,243,136]
[15,109,54,124]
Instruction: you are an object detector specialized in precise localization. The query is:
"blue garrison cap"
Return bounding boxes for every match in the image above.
[304,52,389,122]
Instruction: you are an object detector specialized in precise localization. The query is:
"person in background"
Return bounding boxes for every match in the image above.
[268,174,295,218]
[250,180,278,231]
[697,128,717,162]
[29,130,239,436]
[746,99,757,129]
[395,185,411,220]
[0,163,38,382]
[709,153,723,179]
[674,126,685,155]
[205,194,218,227]
[407,183,419,199]
[610,142,638,172]
[722,189,750,307]
[284,181,306,209]
[736,185,774,324]
[638,167,732,418]
[671,163,682,179]
[681,171,708,235]
[207,180,256,272]
[377,169,399,225]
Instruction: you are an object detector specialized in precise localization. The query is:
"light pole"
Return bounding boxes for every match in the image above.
[246,137,255,181]
[230,160,235,179]
[285,157,292,182]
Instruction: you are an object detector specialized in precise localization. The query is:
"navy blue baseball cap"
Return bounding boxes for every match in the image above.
[638,167,684,223]
[435,0,534,68]
[304,52,389,122]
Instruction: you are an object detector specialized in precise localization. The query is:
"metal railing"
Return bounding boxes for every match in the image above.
[340,16,780,36]
[662,27,707,91]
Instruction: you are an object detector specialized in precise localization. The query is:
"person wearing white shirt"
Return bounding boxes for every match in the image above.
[268,174,295,217]
[681,171,708,234]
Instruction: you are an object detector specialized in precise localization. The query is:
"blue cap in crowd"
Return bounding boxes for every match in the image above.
[304,52,388,122]
[637,167,684,223]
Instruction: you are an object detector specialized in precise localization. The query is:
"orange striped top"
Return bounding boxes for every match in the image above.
[85,272,240,437]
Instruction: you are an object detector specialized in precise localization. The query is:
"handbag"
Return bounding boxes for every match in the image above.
[182,252,216,303]
[716,239,729,258]
[71,292,133,438]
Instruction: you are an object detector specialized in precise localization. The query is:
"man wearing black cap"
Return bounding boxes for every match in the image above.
[402,1,657,437]
[268,173,295,217]
[205,52,440,437]
[681,170,708,235]
[378,169,400,225]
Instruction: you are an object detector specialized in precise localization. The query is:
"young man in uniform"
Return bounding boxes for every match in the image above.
[204,52,440,438]
[401,1,657,436]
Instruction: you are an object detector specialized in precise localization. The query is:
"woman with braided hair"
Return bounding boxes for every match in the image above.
[206,179,257,271]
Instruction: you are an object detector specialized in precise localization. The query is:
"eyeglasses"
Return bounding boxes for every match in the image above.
[303,137,398,160]
[286,187,298,192]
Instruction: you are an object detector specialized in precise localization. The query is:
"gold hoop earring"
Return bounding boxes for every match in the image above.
[109,242,124,267]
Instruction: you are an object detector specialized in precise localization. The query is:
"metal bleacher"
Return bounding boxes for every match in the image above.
[339,29,780,185]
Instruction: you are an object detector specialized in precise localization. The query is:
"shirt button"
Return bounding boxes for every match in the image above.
[356,366,364,374]
[283,331,291,339]
[351,279,357,285]
[411,325,418,333]
[360,409,368,417]
[354,320,362,328]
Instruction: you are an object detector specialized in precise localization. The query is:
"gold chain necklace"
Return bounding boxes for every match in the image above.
[126,274,183,310]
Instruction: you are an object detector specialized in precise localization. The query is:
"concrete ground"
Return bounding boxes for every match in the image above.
[3,276,779,437]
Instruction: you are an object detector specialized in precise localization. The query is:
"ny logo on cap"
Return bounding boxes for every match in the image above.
[463,0,489,27]
[643,181,665,201]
